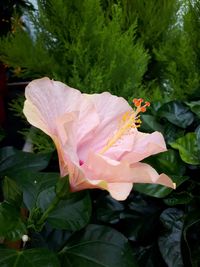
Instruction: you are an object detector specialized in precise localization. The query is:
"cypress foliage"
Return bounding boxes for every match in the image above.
[0,0,199,100]
[0,0,149,99]
[154,0,200,100]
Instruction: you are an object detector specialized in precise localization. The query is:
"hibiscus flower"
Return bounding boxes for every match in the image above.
[23,77,175,200]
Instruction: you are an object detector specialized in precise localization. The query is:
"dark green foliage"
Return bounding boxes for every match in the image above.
[59,224,138,267]
[0,248,60,267]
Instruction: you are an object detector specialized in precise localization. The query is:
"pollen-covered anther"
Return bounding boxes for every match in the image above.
[135,119,142,124]
[145,101,150,107]
[133,98,150,112]
[140,106,147,112]
[134,118,142,128]
[140,101,150,113]
[133,98,144,107]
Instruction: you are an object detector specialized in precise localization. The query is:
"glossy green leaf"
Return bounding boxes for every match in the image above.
[0,248,60,267]
[134,175,188,198]
[134,243,167,267]
[37,188,91,231]
[0,202,26,241]
[158,208,184,267]
[60,224,138,267]
[195,125,200,150]
[145,149,186,176]
[134,183,171,198]
[55,176,70,199]
[170,132,200,165]
[156,150,186,175]
[163,192,192,206]
[9,170,58,210]
[15,171,59,210]
[163,122,185,144]
[121,196,161,243]
[95,195,124,224]
[183,211,200,267]
[186,100,200,118]
[2,176,22,205]
[158,101,194,128]
[0,146,51,177]
[140,114,164,133]
[149,101,162,114]
[31,226,72,251]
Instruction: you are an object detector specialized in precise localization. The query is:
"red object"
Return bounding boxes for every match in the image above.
[0,63,7,125]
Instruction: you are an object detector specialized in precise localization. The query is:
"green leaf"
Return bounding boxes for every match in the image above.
[9,170,58,210]
[163,122,185,144]
[145,149,186,176]
[2,176,22,205]
[121,196,162,243]
[170,132,200,165]
[55,176,70,200]
[158,101,194,128]
[134,184,171,198]
[163,192,192,206]
[195,125,200,150]
[0,248,60,267]
[0,146,51,177]
[0,202,26,241]
[134,175,188,198]
[158,208,184,267]
[134,243,167,267]
[31,227,72,251]
[140,114,164,133]
[14,171,59,210]
[95,195,124,224]
[185,100,200,118]
[37,188,91,231]
[60,224,138,267]
[183,211,200,267]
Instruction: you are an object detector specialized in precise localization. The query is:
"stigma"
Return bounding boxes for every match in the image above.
[99,98,150,154]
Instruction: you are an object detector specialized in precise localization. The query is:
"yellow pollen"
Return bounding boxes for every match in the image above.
[99,98,150,154]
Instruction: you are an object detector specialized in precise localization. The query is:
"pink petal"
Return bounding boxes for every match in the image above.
[120,131,167,163]
[23,78,100,172]
[83,152,175,188]
[55,108,100,174]
[68,159,133,201]
[106,183,133,200]
[23,77,83,135]
[55,112,80,175]
[86,92,132,122]
[76,95,100,144]
[78,92,132,161]
[130,162,176,189]
[103,130,135,160]
[65,159,108,191]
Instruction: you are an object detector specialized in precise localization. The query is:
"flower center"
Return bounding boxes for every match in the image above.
[99,98,150,154]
